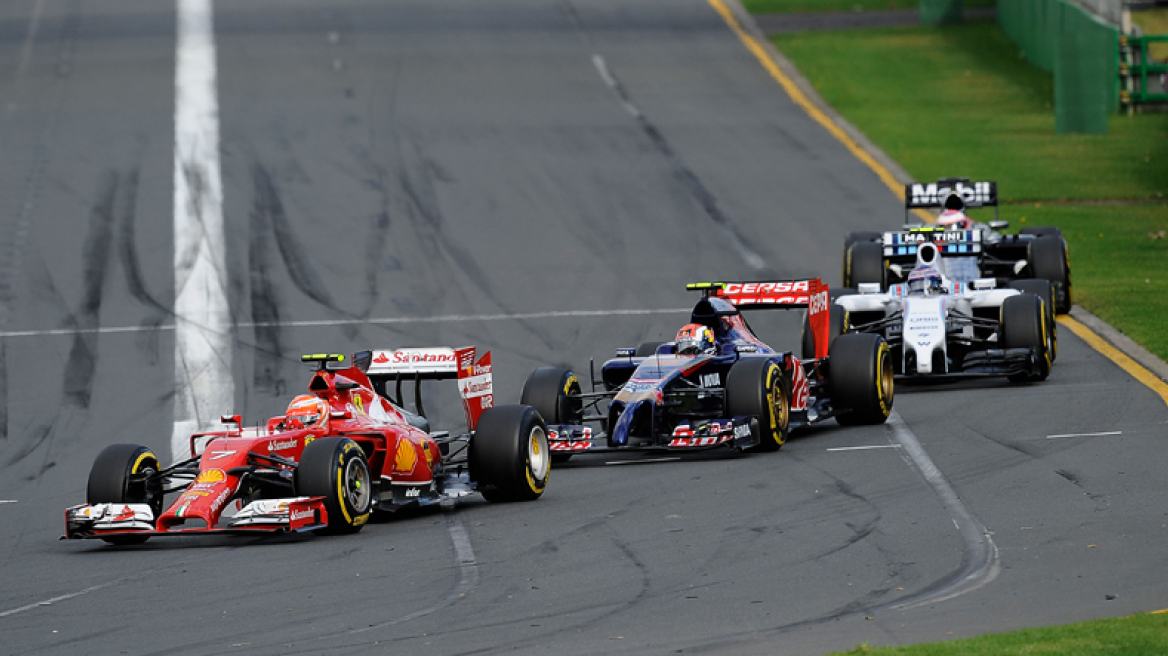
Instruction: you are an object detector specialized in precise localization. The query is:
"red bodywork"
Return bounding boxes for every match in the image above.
[67,346,493,539]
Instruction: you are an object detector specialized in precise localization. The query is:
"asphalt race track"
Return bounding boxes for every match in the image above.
[1,1,1165,654]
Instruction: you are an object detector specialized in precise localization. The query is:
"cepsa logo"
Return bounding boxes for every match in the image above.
[194,469,226,484]
[722,281,809,295]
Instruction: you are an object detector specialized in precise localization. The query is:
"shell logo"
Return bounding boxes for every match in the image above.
[195,469,226,484]
[394,440,417,473]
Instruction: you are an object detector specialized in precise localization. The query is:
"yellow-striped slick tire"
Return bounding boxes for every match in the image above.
[87,443,164,545]
[831,333,894,425]
[296,437,373,534]
[726,358,791,452]
[470,405,550,502]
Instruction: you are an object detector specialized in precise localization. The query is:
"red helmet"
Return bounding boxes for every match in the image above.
[286,394,328,428]
[676,323,716,356]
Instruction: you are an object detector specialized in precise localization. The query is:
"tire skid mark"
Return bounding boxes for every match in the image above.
[253,164,337,310]
[392,140,560,353]
[249,163,287,395]
[115,166,169,364]
[63,172,119,409]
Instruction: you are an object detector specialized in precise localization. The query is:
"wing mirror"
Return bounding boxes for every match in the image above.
[1013,260,1028,275]
[858,283,882,294]
[989,220,1009,231]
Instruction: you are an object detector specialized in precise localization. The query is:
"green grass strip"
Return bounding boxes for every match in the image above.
[772,22,1168,361]
[829,611,1168,655]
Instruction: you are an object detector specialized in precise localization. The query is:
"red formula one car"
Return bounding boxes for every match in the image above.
[65,347,550,544]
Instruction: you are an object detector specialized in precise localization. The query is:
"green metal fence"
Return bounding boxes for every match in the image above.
[1120,34,1168,107]
[998,0,1120,133]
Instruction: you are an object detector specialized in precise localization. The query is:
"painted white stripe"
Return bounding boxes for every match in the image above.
[0,308,691,339]
[172,0,232,463]
[884,411,1000,610]
[0,580,124,619]
[1046,430,1122,439]
[826,444,902,452]
[0,500,16,504]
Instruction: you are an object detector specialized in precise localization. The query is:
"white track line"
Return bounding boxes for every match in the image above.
[606,457,682,465]
[884,411,1000,610]
[172,0,232,463]
[0,308,691,339]
[1046,430,1122,439]
[0,500,16,504]
[0,580,124,619]
[826,444,901,452]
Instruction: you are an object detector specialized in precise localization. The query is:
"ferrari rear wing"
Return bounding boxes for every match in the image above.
[687,279,832,359]
[355,347,493,431]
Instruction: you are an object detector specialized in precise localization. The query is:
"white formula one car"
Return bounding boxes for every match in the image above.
[829,241,1056,383]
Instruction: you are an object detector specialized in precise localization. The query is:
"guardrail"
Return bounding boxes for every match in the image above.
[1120,34,1168,107]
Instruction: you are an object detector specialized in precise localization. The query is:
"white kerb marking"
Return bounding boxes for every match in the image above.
[826,444,902,452]
[1046,430,1122,439]
[173,0,232,463]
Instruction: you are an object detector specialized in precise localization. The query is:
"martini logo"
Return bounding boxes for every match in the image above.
[394,440,417,473]
[194,469,226,484]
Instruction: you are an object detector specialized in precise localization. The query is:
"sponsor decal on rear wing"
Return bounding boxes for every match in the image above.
[883,228,983,258]
[455,347,493,432]
[905,179,997,209]
[366,347,460,380]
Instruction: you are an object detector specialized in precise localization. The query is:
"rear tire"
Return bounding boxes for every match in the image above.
[1027,235,1072,314]
[1001,294,1052,383]
[470,405,550,502]
[520,368,582,464]
[844,241,885,290]
[87,444,163,545]
[295,437,373,534]
[830,333,894,425]
[725,358,790,452]
[1008,279,1057,362]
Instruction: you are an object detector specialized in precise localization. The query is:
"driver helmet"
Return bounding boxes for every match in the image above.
[907,266,946,295]
[676,323,716,356]
[286,394,328,428]
[937,209,971,230]
[937,193,971,230]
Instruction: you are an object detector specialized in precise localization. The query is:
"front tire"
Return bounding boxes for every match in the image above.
[844,241,885,290]
[295,437,373,534]
[1001,294,1052,383]
[520,367,581,464]
[801,303,849,361]
[87,444,163,545]
[725,358,790,452]
[830,333,894,425]
[470,405,550,502]
[1008,279,1057,362]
